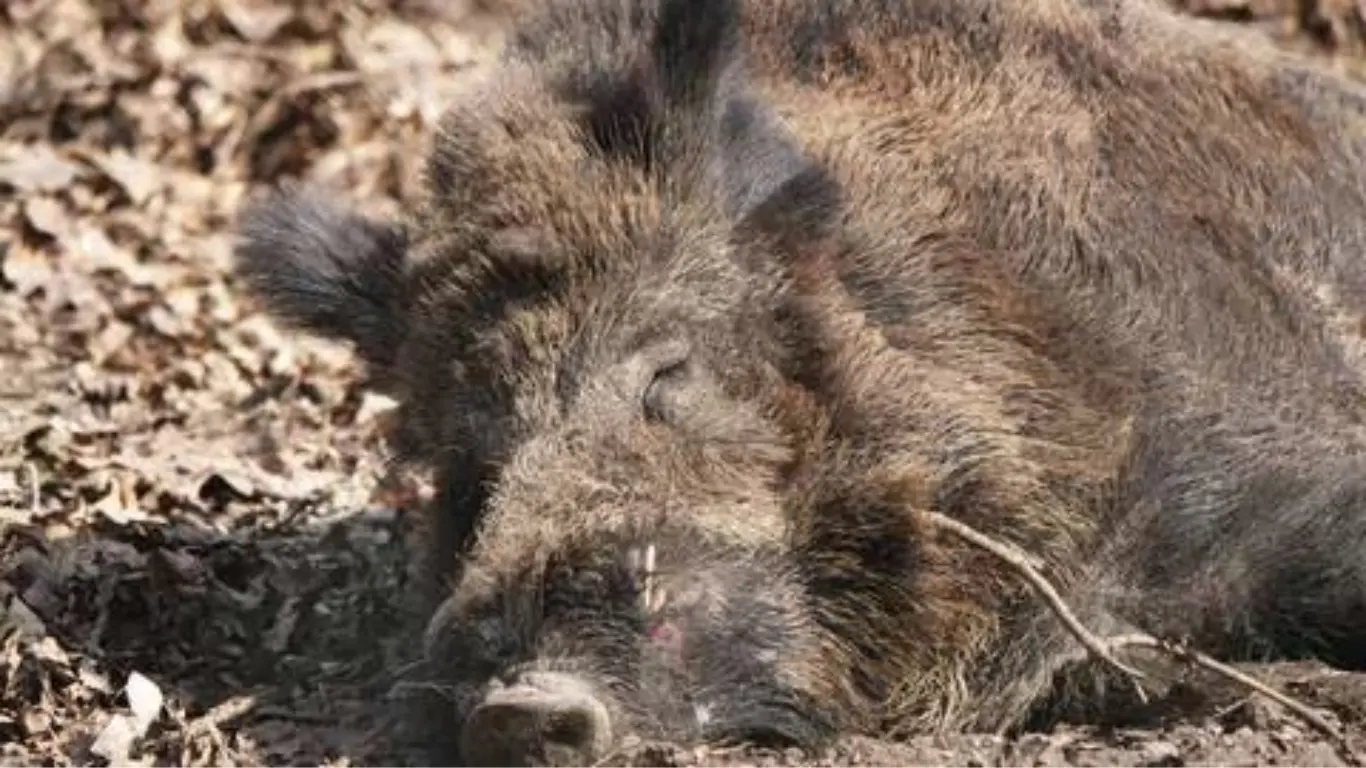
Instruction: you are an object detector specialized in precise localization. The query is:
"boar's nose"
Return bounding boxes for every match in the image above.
[459,670,613,766]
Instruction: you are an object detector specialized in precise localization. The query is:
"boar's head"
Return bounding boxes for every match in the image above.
[233,0,873,763]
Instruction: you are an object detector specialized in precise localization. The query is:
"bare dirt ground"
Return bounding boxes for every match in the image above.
[4,0,1366,765]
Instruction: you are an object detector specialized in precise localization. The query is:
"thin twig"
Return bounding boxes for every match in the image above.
[922,511,1148,683]
[922,510,1360,766]
[1210,695,1254,723]
[1108,633,1356,762]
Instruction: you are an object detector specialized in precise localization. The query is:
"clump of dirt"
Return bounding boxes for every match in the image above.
[3,0,1366,765]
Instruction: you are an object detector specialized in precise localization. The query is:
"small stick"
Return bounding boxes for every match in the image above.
[1108,633,1356,761]
[922,511,1148,683]
[922,510,1359,765]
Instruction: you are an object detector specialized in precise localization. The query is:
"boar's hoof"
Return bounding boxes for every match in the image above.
[459,671,614,767]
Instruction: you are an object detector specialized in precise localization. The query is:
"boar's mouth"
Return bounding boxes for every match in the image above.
[433,548,839,765]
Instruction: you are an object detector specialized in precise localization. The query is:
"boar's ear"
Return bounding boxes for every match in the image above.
[580,0,743,167]
[651,0,839,232]
[649,0,743,116]
[232,185,409,374]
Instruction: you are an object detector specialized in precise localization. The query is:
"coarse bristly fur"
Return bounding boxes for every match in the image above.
[232,0,1366,763]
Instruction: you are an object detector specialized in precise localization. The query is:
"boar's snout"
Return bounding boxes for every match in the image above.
[459,670,613,767]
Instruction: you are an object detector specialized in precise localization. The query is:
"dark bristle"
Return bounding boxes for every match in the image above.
[651,0,744,112]
[232,185,409,372]
[582,69,658,166]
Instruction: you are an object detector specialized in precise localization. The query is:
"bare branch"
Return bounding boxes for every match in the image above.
[922,511,1148,682]
[921,510,1361,766]
[1108,633,1356,761]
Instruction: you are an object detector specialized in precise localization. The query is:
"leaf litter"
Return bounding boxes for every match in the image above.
[2,0,1366,765]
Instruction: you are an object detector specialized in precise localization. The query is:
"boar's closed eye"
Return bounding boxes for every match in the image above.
[642,341,694,423]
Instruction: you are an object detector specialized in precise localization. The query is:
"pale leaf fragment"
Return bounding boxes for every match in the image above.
[29,636,69,665]
[92,471,150,525]
[90,321,135,366]
[89,149,165,206]
[21,197,73,241]
[91,713,137,764]
[0,246,54,297]
[0,145,83,193]
[217,0,294,42]
[354,391,399,427]
[126,671,164,734]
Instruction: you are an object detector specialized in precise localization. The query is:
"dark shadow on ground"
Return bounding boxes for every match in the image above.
[1,503,436,766]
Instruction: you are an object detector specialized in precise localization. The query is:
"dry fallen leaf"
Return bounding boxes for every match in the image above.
[0,145,84,194]
[91,712,139,764]
[86,149,166,207]
[89,321,136,366]
[353,391,398,427]
[346,20,444,76]
[0,245,54,297]
[21,709,50,738]
[78,665,114,695]
[0,471,17,496]
[91,471,151,525]
[125,671,164,735]
[217,0,295,43]
[67,224,141,277]
[29,636,70,666]
[196,470,257,503]
[145,304,192,339]
[21,197,73,241]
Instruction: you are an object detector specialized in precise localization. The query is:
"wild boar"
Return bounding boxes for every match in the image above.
[233,0,1366,763]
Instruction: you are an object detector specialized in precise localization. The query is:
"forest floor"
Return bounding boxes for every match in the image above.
[5,0,1366,764]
